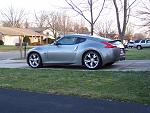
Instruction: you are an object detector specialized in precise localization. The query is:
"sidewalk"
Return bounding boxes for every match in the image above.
[0,59,28,68]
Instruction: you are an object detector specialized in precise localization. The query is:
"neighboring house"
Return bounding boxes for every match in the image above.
[30,27,56,44]
[0,27,44,45]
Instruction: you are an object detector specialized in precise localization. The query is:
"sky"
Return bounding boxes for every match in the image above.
[0,0,66,11]
[0,0,148,34]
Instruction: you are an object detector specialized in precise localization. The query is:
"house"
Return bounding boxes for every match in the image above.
[0,27,44,46]
[30,27,56,44]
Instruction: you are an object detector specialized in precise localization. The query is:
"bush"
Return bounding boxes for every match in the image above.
[0,40,4,45]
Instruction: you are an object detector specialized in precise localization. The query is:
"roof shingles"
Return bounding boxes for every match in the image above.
[0,27,43,36]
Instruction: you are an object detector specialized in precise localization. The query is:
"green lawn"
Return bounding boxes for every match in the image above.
[0,45,33,52]
[0,68,149,104]
[126,48,150,60]
[0,45,19,51]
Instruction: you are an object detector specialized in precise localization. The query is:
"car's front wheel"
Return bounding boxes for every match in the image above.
[137,45,142,50]
[27,52,42,68]
[83,51,102,69]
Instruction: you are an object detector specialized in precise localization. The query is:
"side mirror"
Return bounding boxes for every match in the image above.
[53,41,60,45]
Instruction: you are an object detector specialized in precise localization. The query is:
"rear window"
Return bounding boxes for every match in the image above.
[109,40,122,44]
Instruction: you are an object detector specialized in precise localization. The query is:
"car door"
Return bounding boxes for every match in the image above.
[47,36,79,64]
[140,40,146,47]
[146,40,150,47]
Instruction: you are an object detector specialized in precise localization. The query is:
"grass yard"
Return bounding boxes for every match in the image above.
[0,45,19,51]
[126,48,150,60]
[0,68,149,104]
[0,45,33,52]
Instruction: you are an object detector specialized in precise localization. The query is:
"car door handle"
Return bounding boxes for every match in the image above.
[74,46,78,51]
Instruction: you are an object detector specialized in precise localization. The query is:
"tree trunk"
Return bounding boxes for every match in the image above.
[19,36,23,59]
[90,0,94,35]
[91,23,94,35]
[121,0,127,42]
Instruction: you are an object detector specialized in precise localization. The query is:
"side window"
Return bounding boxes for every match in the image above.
[146,40,150,43]
[141,40,145,43]
[57,36,77,45]
[135,40,141,43]
[75,37,86,44]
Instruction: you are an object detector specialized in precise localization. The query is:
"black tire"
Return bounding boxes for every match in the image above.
[27,52,42,68]
[82,51,102,69]
[137,45,142,50]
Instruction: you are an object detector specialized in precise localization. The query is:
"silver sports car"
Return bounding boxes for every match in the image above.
[27,34,125,69]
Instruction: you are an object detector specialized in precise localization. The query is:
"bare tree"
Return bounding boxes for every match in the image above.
[24,19,30,28]
[95,20,115,37]
[34,11,49,28]
[65,0,106,35]
[47,12,77,38]
[113,0,137,42]
[1,6,25,28]
[138,0,150,32]
[47,11,90,38]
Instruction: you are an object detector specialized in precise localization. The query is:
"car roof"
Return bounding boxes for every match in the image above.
[64,34,113,41]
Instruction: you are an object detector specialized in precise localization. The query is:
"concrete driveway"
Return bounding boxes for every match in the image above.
[0,51,150,71]
[0,51,20,60]
[0,59,150,71]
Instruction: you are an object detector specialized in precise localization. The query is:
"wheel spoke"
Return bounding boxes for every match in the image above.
[94,61,98,64]
[90,62,94,68]
[93,54,97,59]
[84,59,91,63]
[87,54,91,59]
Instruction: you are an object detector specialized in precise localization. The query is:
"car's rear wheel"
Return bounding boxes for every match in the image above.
[27,52,42,68]
[83,51,102,69]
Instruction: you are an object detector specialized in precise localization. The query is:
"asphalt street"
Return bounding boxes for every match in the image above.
[0,88,150,113]
[0,51,150,113]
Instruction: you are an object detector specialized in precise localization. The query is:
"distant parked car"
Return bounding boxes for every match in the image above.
[127,41,134,48]
[134,39,150,50]
[27,34,125,69]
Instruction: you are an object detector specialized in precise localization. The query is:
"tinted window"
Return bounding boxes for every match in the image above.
[57,36,77,45]
[146,40,150,43]
[135,40,141,43]
[75,37,86,44]
[141,40,145,43]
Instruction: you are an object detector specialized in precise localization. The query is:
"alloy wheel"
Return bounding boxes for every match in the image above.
[83,51,101,69]
[28,53,42,68]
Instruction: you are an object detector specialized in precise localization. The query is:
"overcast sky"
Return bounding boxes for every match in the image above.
[0,0,148,33]
[0,0,66,11]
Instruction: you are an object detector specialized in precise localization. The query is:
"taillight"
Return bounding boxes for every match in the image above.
[102,42,117,48]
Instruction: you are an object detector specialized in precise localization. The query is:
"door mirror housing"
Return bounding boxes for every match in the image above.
[53,41,61,45]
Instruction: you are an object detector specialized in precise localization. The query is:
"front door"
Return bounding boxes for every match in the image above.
[47,36,78,64]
